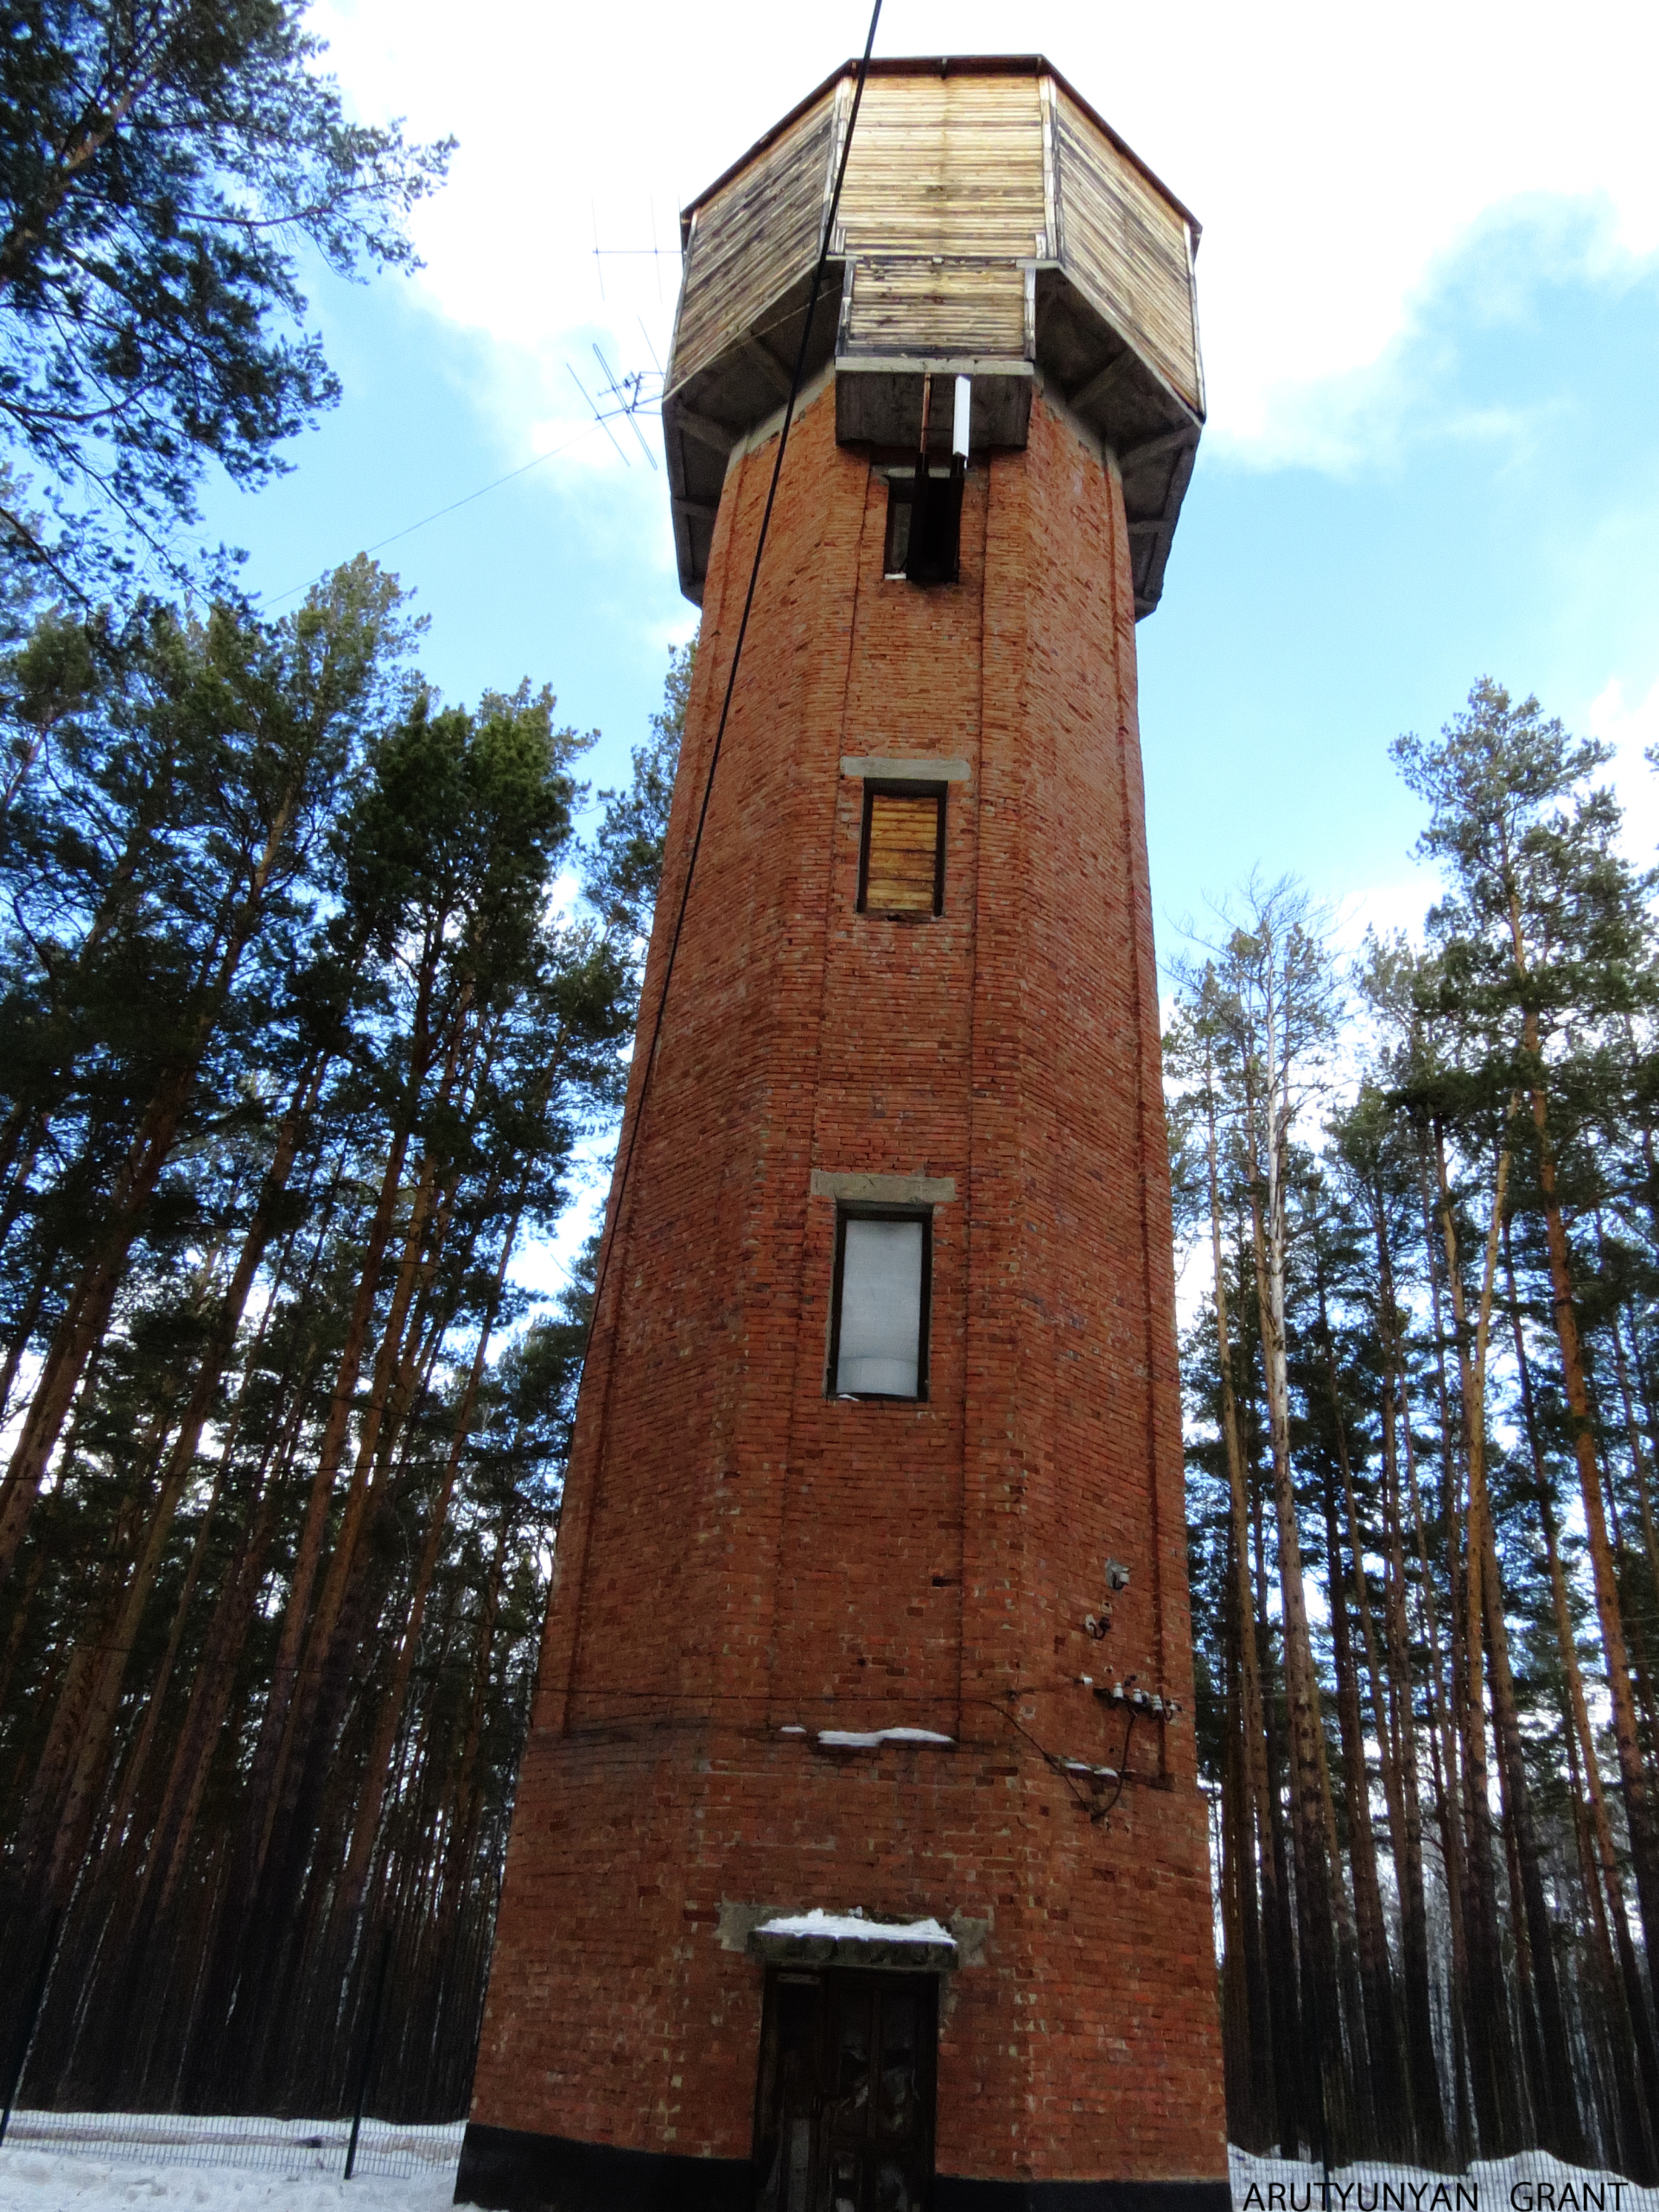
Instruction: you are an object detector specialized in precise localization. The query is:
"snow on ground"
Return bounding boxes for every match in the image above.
[0,2116,461,2210]
[4,2126,1654,2210]
[0,2152,455,2210]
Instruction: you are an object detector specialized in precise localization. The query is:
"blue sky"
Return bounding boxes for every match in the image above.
[192,0,1659,1294]
[1141,196,1659,943]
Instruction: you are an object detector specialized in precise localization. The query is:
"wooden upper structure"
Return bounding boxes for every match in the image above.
[664,54,1205,617]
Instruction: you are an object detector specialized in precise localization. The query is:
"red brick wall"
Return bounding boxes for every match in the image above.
[469,378,1227,2185]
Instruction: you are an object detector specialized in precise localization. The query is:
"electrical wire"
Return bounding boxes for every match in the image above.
[253,421,605,613]
[1096,1707,1138,1822]
[544,1685,1157,1820]
[582,0,884,1355]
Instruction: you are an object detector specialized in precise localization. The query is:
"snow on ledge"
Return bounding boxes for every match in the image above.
[813,1726,955,1750]
[753,1908,956,1950]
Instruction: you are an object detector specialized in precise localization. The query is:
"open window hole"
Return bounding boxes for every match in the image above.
[882,372,969,585]
[883,467,963,585]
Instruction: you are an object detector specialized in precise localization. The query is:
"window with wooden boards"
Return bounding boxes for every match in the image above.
[858,782,945,917]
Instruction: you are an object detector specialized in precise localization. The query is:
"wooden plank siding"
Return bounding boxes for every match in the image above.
[835,75,1046,259]
[835,77,1045,366]
[1051,86,1200,415]
[669,65,1198,412]
[842,259,1028,362]
[861,789,944,915]
[669,89,836,397]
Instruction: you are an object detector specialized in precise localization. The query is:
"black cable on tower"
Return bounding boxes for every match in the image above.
[582,0,884,1351]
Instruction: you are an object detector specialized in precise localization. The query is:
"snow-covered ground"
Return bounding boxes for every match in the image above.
[0,2154,455,2209]
[0,2115,461,2209]
[3,2126,1653,2210]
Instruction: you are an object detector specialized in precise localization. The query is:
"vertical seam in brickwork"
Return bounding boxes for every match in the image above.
[556,442,759,1731]
[1109,446,1169,1733]
[832,456,872,747]
[957,460,990,1741]
[768,439,876,1724]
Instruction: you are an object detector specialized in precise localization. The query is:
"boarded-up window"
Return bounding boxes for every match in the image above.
[830,1211,931,1400]
[859,784,944,915]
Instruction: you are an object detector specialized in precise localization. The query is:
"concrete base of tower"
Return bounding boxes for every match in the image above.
[454,2121,749,2209]
[453,2121,1234,2212]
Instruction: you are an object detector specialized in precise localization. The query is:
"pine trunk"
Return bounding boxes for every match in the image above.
[0,786,304,1585]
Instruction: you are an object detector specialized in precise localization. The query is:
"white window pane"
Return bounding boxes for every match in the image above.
[836,1217,924,1396]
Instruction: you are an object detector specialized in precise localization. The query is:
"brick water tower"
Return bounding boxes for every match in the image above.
[458,54,1227,2212]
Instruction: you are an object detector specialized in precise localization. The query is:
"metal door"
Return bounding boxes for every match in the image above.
[754,1968,937,2212]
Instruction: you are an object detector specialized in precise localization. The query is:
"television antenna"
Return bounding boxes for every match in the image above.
[591,195,681,304]
[566,327,664,470]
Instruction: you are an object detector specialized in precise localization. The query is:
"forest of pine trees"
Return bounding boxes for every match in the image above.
[0,564,690,2116]
[4,0,1654,2171]
[7,613,1655,2166]
[3,22,1656,2145]
[1171,681,1659,2177]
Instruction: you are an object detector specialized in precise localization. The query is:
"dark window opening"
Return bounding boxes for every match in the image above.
[883,466,963,585]
[828,1207,931,1402]
[883,371,969,586]
[858,782,945,917]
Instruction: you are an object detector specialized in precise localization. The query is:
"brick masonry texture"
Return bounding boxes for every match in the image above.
[468,378,1229,2186]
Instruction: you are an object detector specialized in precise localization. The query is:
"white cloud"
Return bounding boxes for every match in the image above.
[1332,873,1442,951]
[309,0,1659,462]
[1587,675,1659,867]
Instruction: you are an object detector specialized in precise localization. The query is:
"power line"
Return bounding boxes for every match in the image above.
[543,1688,1146,1817]
[583,0,884,1356]
[253,419,604,613]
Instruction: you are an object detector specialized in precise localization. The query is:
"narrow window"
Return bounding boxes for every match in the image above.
[882,374,969,586]
[829,1210,931,1401]
[858,782,944,916]
[883,470,962,585]
[882,472,915,577]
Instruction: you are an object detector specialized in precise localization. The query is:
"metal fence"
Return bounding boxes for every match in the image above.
[3,2132,1653,2203]
[0,2106,464,2185]
[0,1910,468,2190]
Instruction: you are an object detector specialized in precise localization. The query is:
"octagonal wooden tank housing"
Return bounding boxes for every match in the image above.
[664,54,1205,616]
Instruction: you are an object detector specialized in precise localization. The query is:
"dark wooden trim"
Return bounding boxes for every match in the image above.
[827,1203,933,1403]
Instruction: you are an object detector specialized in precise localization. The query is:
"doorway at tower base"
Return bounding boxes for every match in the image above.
[753,1966,937,2211]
